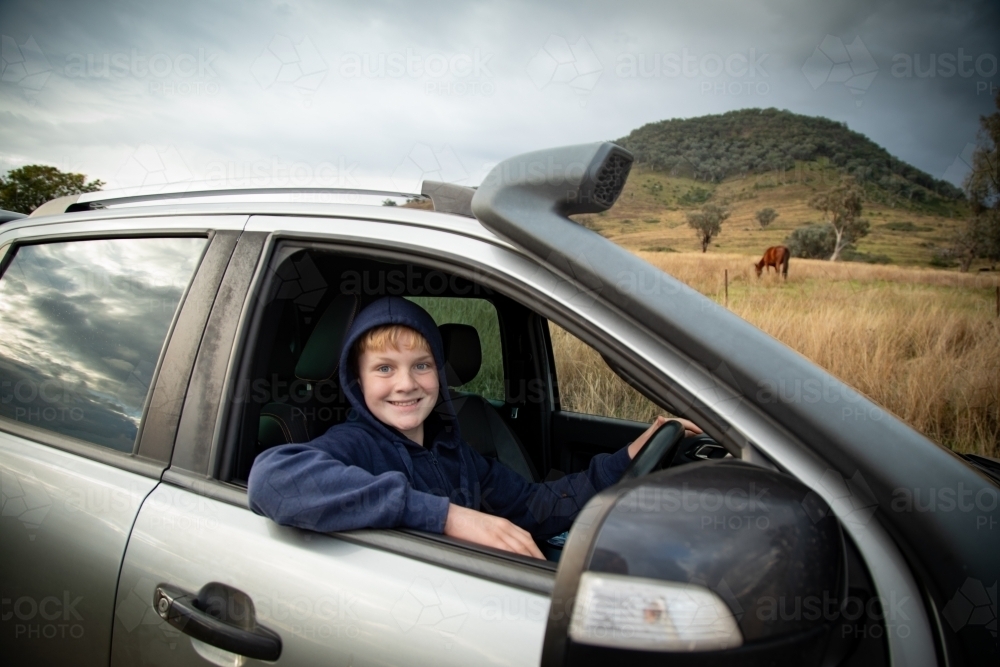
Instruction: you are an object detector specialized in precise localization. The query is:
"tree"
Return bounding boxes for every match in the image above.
[755,207,778,229]
[957,91,1000,271]
[381,198,398,206]
[686,203,730,253]
[0,165,104,214]
[809,179,869,261]
[950,215,992,272]
[785,224,837,259]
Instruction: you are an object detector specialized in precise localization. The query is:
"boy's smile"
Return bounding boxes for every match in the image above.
[357,344,439,445]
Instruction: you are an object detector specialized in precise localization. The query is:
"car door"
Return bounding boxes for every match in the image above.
[109,222,553,666]
[0,217,243,665]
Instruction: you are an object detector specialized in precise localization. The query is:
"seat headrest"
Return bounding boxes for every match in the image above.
[295,294,360,381]
[439,323,482,387]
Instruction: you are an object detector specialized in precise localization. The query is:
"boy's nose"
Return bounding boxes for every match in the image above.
[395,370,419,392]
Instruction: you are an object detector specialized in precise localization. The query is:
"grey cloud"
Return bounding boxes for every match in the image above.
[1,0,997,188]
[0,238,205,450]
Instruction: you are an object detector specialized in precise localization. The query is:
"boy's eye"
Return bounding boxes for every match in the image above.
[376,365,391,373]
[415,363,430,371]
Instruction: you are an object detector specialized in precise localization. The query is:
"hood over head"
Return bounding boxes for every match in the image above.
[338,296,461,448]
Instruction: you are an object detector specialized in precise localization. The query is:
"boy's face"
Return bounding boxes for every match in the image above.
[357,343,439,445]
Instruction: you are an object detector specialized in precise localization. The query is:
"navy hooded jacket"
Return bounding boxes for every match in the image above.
[247,296,632,539]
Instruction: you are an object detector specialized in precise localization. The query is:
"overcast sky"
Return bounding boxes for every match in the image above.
[1,0,997,194]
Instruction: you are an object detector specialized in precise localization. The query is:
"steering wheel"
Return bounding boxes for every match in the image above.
[620,419,687,479]
[620,421,730,479]
[543,421,723,562]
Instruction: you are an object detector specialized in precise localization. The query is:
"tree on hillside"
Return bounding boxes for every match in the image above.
[809,179,869,261]
[686,203,730,253]
[955,91,1000,270]
[755,207,779,229]
[785,224,837,259]
[0,165,104,214]
[950,216,993,272]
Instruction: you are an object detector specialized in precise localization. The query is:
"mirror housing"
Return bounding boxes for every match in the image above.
[543,460,845,666]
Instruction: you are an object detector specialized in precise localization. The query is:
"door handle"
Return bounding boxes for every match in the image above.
[155,582,281,662]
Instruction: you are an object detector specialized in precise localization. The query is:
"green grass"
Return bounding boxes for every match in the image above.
[879,221,935,233]
[406,296,505,401]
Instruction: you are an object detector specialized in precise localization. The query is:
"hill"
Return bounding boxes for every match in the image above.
[566,109,976,268]
[575,164,973,267]
[616,108,963,205]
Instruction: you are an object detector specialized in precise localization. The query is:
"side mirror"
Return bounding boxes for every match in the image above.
[542,460,845,666]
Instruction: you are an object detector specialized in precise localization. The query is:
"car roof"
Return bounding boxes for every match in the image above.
[6,197,512,248]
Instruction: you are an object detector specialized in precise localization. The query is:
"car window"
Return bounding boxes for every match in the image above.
[0,237,206,452]
[230,249,512,481]
[548,321,661,422]
[407,296,504,401]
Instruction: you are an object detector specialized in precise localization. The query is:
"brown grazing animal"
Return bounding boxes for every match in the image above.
[755,245,790,279]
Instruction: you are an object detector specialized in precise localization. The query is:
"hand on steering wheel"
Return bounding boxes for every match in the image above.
[621,419,688,479]
[626,416,702,459]
[621,416,711,479]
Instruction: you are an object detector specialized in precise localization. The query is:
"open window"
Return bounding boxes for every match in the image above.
[224,244,555,486]
[225,237,748,497]
[222,242,720,492]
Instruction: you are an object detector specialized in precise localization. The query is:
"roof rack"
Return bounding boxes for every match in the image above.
[61,187,424,213]
[27,183,489,219]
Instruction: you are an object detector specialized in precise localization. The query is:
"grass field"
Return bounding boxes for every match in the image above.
[633,252,1000,458]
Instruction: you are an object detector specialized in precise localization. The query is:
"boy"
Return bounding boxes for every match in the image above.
[248,296,700,559]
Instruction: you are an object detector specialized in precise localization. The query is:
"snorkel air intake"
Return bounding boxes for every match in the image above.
[472,141,632,216]
[471,141,633,296]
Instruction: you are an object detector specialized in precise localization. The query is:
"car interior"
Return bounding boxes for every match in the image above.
[222,245,715,544]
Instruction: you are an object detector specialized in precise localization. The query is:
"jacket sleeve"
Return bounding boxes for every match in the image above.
[473,445,632,540]
[247,434,450,534]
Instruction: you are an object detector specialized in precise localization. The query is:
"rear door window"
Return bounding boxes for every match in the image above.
[0,237,206,451]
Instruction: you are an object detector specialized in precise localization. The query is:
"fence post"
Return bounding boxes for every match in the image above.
[725,269,729,308]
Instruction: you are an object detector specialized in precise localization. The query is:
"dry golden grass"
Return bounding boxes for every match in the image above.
[550,251,999,457]
[640,252,1000,293]
[642,252,1000,457]
[549,322,664,424]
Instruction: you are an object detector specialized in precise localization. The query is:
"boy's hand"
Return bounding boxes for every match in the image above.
[444,504,545,560]
[627,416,703,459]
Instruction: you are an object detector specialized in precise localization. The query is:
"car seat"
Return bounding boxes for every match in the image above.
[439,323,540,482]
[257,293,359,451]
